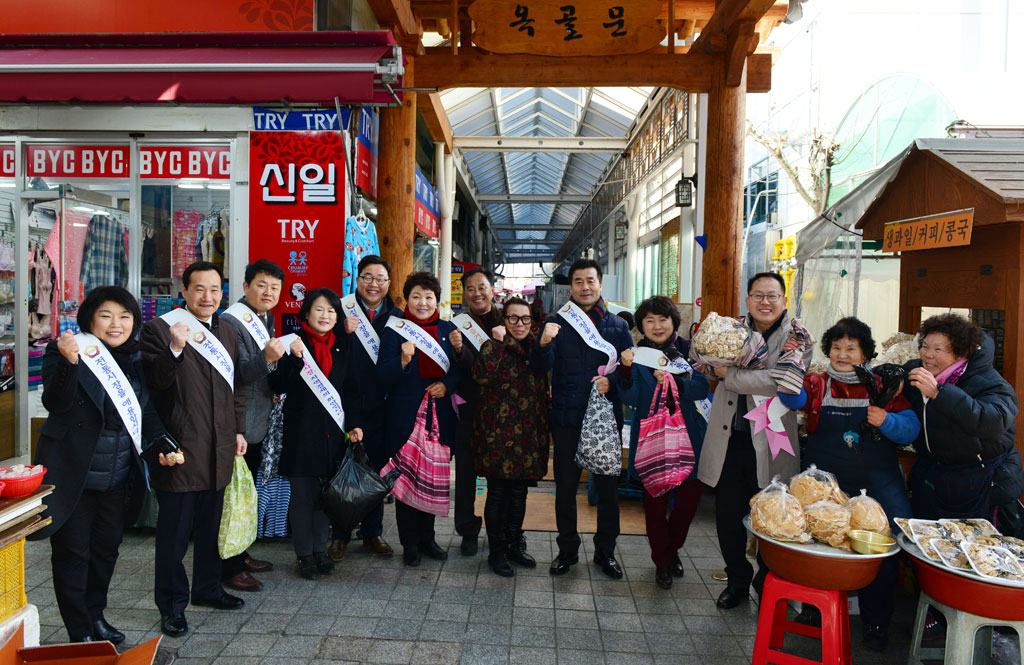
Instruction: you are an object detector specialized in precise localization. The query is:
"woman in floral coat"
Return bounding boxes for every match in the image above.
[471,297,551,577]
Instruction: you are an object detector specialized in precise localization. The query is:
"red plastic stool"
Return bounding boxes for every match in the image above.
[751,572,851,665]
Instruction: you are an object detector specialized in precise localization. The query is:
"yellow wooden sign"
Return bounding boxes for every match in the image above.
[469,0,664,57]
[882,208,974,252]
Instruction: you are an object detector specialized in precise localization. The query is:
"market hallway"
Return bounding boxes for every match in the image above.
[24,494,915,664]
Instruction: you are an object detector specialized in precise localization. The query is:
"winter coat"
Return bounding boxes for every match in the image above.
[378,319,464,457]
[269,325,349,478]
[903,333,1024,516]
[341,294,399,469]
[470,335,550,480]
[32,341,166,540]
[530,300,633,430]
[220,298,276,445]
[454,307,504,448]
[619,336,709,474]
[141,314,246,493]
[697,311,811,489]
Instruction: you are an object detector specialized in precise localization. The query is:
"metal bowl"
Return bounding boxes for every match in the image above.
[848,530,896,555]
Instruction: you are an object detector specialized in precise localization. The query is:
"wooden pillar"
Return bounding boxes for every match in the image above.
[377,58,417,307]
[700,53,746,318]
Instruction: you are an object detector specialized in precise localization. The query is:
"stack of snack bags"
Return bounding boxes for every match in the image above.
[896,517,1024,583]
[689,312,767,375]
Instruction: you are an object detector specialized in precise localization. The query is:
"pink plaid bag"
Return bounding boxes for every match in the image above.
[381,393,451,517]
[635,377,696,497]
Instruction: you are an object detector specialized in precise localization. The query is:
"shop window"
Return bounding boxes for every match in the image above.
[744,171,778,226]
[972,309,1005,376]
[634,241,660,304]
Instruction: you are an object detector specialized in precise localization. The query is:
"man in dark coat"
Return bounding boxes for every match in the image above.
[218,259,286,591]
[141,261,247,638]
[450,267,503,555]
[531,259,632,579]
[330,255,400,561]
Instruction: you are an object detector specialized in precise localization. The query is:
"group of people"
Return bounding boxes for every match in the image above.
[31,257,1024,655]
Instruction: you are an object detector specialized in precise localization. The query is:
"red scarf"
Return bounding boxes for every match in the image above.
[402,307,445,379]
[300,321,334,376]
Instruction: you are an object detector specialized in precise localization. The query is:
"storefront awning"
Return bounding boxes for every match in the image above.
[0,32,403,105]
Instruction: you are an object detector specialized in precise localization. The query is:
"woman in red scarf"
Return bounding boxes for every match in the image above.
[378,272,465,565]
[270,288,363,580]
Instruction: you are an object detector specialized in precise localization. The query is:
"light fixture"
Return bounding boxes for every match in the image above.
[615,219,627,241]
[675,175,697,208]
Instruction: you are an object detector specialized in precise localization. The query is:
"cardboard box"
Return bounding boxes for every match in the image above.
[0,625,160,664]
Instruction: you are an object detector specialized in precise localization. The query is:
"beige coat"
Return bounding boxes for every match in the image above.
[697,312,811,489]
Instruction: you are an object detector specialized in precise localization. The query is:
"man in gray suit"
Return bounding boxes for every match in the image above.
[219,259,287,591]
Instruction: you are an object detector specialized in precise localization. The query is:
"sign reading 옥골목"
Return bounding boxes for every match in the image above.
[469,0,663,57]
[882,208,974,253]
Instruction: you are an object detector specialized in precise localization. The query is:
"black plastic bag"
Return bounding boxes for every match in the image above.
[322,443,399,534]
[854,363,907,441]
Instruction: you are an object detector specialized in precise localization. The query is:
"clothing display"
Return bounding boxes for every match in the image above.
[171,210,203,276]
[341,215,380,296]
[80,214,128,296]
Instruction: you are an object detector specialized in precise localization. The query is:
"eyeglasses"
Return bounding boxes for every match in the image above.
[748,293,783,303]
[358,275,390,286]
[504,315,533,325]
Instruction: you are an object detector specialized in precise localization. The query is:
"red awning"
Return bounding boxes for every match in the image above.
[0,32,403,105]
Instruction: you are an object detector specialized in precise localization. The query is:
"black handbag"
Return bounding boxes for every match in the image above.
[322,442,398,534]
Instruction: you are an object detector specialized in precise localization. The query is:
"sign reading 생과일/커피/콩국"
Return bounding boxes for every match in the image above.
[468,0,664,57]
[882,208,974,253]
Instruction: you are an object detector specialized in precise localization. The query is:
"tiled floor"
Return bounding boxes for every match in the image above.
[25,494,922,664]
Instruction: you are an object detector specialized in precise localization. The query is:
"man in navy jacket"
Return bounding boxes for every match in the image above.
[531,259,633,578]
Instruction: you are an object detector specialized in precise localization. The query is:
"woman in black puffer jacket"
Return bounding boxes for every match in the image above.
[903,314,1024,530]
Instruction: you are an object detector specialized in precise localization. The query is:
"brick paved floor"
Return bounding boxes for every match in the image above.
[25,494,922,664]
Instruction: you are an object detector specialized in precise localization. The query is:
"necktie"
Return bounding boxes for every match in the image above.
[367,309,376,322]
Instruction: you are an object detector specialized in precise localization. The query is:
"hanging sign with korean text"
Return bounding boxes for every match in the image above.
[26,145,130,178]
[882,208,974,252]
[469,0,664,57]
[248,131,347,323]
[0,146,13,177]
[355,107,379,199]
[414,165,440,239]
[139,146,231,179]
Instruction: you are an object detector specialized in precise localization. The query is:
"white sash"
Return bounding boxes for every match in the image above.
[160,309,235,390]
[341,294,380,363]
[631,346,712,422]
[452,313,489,351]
[557,300,617,373]
[385,316,451,373]
[223,302,271,349]
[75,333,143,454]
[280,333,346,431]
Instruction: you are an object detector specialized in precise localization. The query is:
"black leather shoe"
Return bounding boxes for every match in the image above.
[670,554,685,578]
[655,566,672,589]
[592,550,623,579]
[716,586,749,610]
[298,555,320,580]
[488,554,515,578]
[92,618,125,644]
[507,537,537,568]
[548,554,578,576]
[460,536,478,556]
[191,592,244,610]
[863,624,888,652]
[422,541,448,560]
[403,547,421,566]
[69,635,95,643]
[160,614,188,638]
[314,552,335,575]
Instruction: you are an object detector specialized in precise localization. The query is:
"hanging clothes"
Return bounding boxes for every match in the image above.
[341,215,380,296]
[80,213,128,296]
[172,210,203,275]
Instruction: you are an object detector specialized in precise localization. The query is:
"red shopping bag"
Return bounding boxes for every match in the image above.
[381,393,451,517]
[635,376,695,497]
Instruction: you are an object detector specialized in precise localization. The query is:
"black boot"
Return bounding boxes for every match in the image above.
[488,535,515,577]
[297,555,319,580]
[484,480,514,576]
[506,485,536,567]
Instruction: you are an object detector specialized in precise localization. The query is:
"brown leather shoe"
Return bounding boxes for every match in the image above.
[361,536,394,557]
[224,571,263,592]
[327,539,348,562]
[243,555,274,573]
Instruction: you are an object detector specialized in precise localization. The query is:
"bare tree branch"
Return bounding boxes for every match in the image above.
[746,121,838,215]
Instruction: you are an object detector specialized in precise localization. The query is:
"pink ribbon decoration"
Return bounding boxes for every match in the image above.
[743,396,795,460]
[597,359,619,377]
[451,393,467,417]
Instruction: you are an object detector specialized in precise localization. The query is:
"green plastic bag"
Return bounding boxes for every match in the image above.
[219,456,257,559]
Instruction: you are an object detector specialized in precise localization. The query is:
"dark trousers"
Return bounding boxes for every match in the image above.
[154,489,224,616]
[288,477,330,557]
[714,429,765,590]
[454,434,482,540]
[395,500,436,550]
[50,487,125,640]
[334,431,386,544]
[484,478,529,553]
[644,476,703,567]
[552,425,619,556]
[220,552,247,581]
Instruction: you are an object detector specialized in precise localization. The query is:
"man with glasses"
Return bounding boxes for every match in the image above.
[328,255,398,561]
[697,272,810,609]
[449,268,502,555]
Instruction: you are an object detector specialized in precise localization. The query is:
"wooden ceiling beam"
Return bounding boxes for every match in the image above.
[415,49,771,93]
[409,0,787,22]
[418,91,453,153]
[367,0,422,51]
[726,21,758,86]
[691,0,779,54]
